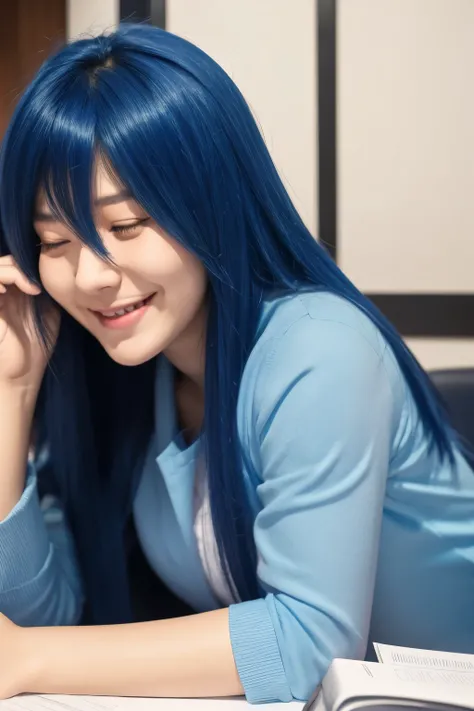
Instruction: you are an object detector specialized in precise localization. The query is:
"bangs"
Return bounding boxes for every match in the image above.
[39,156,107,260]
[1,75,112,277]
[38,145,131,263]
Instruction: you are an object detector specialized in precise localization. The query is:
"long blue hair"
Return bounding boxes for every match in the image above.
[0,24,454,624]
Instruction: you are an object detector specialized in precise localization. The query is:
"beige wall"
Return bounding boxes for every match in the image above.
[406,339,474,371]
[167,0,317,235]
[337,0,474,369]
[67,0,119,38]
[338,0,474,294]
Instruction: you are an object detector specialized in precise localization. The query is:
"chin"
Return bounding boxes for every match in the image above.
[102,339,164,367]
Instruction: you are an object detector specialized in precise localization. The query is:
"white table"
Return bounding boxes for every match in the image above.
[0,695,304,711]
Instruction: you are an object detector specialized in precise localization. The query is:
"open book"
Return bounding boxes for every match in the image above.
[304,644,474,711]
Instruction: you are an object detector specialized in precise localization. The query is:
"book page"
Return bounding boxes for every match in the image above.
[373,643,474,672]
[320,659,474,711]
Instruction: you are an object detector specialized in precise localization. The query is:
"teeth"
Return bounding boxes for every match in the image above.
[102,298,147,319]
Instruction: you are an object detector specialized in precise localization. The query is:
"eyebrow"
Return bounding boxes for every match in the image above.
[33,189,133,222]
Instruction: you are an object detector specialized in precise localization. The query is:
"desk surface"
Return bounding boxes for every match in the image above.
[0,694,304,711]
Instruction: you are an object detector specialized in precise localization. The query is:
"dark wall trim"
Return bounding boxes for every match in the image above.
[120,0,166,27]
[150,0,166,29]
[368,294,474,338]
[120,0,151,23]
[317,0,474,337]
[317,0,337,260]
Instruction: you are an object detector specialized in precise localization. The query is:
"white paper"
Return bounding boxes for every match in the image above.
[0,695,303,711]
[373,643,474,672]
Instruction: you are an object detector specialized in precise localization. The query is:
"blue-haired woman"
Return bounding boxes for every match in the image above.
[0,23,473,705]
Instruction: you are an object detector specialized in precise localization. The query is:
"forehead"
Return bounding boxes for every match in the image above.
[95,161,122,199]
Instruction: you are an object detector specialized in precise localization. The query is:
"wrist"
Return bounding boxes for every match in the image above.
[3,622,41,698]
[18,626,43,694]
[20,626,93,695]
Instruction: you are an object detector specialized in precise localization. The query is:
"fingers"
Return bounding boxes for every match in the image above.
[0,257,41,296]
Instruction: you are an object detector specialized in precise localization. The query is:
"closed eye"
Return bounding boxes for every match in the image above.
[111,218,150,235]
[39,240,70,252]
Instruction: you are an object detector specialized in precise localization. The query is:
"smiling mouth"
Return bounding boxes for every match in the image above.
[94,294,155,321]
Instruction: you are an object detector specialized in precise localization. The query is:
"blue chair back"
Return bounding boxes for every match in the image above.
[430,368,474,464]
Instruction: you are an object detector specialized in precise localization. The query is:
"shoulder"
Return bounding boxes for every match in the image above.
[238,290,405,438]
[254,290,394,372]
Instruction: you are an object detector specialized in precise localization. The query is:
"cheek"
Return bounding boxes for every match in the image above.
[162,249,207,308]
[38,258,73,306]
[134,233,207,302]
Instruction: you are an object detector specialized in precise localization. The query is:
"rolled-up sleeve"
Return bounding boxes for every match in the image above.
[0,464,84,626]
[229,315,396,703]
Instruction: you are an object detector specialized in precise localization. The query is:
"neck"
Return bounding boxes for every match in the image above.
[163,302,207,390]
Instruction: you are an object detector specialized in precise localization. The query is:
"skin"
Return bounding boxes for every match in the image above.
[36,166,208,379]
[0,164,243,699]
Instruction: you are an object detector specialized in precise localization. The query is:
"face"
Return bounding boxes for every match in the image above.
[34,164,208,368]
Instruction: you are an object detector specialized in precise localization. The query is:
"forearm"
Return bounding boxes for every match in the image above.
[0,388,36,520]
[25,608,244,698]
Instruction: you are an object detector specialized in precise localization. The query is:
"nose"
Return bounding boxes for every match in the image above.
[75,244,121,295]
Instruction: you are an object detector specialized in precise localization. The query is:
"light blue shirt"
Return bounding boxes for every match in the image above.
[1,292,474,704]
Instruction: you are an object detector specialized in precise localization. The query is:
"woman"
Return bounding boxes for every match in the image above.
[0,23,473,704]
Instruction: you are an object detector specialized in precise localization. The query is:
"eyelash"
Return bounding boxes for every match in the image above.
[38,219,150,251]
[39,240,69,252]
[111,218,150,235]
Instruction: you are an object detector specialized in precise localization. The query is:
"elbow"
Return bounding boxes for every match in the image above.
[229,596,369,703]
[5,581,84,628]
[322,623,368,665]
[0,556,84,628]
[49,577,85,626]
[275,605,368,701]
[294,631,366,701]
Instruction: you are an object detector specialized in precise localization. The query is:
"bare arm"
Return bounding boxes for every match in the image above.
[25,608,243,698]
[0,388,35,521]
[0,257,55,521]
